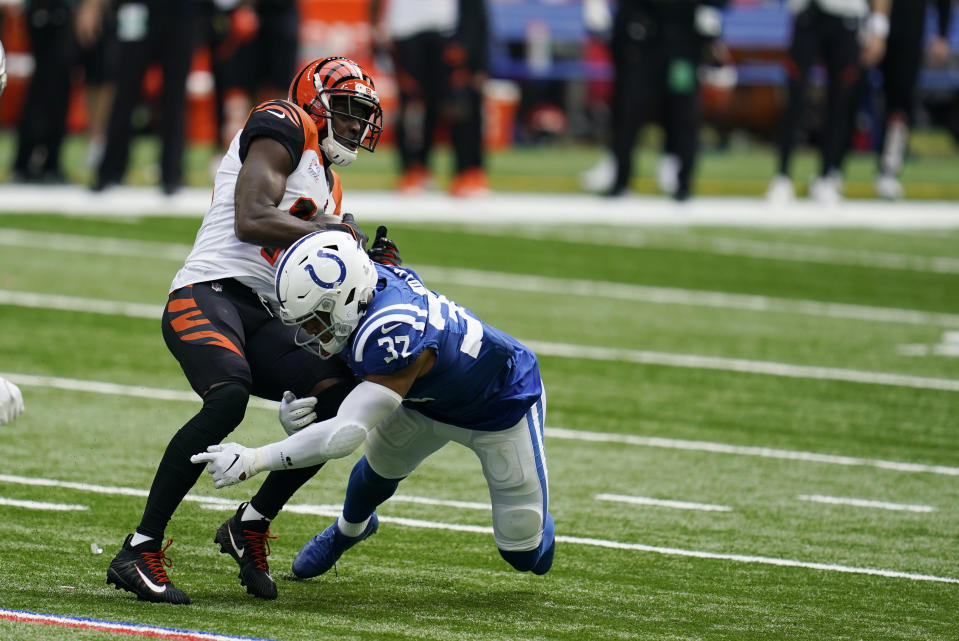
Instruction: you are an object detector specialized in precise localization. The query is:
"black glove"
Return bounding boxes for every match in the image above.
[368,225,402,266]
[329,213,369,249]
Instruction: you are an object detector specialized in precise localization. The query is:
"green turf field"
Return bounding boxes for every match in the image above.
[1,128,958,199]
[0,212,958,640]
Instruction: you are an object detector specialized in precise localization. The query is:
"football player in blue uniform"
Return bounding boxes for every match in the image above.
[193,230,555,576]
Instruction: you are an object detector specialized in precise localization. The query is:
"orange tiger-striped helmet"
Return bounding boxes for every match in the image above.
[288,56,383,167]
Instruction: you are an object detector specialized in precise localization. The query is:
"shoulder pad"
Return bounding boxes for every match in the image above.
[351,303,429,373]
[239,100,316,167]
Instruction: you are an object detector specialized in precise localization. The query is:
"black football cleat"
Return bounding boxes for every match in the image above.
[215,503,278,600]
[106,534,191,604]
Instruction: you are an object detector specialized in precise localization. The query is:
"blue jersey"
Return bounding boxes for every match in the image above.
[343,264,542,431]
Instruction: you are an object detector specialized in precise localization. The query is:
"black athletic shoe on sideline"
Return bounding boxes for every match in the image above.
[215,502,278,600]
[106,534,191,604]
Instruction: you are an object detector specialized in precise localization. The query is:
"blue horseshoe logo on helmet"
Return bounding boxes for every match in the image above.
[304,249,346,289]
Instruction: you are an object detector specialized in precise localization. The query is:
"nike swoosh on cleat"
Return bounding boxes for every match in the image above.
[228,526,245,558]
[134,566,168,594]
[267,109,286,119]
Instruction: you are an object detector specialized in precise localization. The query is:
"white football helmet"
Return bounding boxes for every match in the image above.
[288,57,383,167]
[275,230,378,358]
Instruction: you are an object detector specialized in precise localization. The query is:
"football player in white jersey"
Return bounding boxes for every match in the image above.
[193,231,555,578]
[108,57,399,605]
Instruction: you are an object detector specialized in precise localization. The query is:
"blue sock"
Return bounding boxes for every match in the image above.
[342,456,402,524]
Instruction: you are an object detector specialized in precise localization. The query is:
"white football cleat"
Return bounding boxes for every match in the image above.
[875,173,904,200]
[580,154,615,192]
[765,175,795,204]
[656,154,680,196]
[809,172,842,205]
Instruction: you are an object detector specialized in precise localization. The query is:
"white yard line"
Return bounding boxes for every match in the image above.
[545,427,959,477]
[455,225,959,275]
[5,226,959,328]
[2,372,956,477]
[554,534,958,584]
[6,291,959,392]
[0,229,192,260]
[389,494,490,510]
[3,185,959,228]
[0,473,954,584]
[596,494,732,512]
[797,495,936,513]
[418,267,959,328]
[522,341,959,392]
[7,225,959,276]
[0,290,161,319]
[0,497,88,511]
[0,609,278,641]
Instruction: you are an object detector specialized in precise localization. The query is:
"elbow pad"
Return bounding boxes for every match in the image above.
[256,381,402,470]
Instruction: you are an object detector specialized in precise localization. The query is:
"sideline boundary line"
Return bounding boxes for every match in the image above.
[3,185,959,228]
[0,474,956,585]
[0,608,278,641]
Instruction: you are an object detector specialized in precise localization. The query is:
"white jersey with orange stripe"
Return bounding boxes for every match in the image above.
[170,100,343,307]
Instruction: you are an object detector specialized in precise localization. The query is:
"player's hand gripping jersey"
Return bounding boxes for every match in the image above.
[346,264,542,431]
[170,100,343,306]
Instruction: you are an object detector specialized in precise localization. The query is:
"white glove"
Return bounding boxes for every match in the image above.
[0,377,25,426]
[190,443,259,489]
[279,390,317,436]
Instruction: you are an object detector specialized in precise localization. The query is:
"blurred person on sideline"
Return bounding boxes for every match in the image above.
[873,0,952,199]
[213,0,299,148]
[74,0,116,169]
[12,0,112,183]
[92,0,200,195]
[104,57,398,605]
[0,377,25,426]
[371,0,491,197]
[588,0,729,201]
[766,0,890,205]
[580,0,694,198]
[192,230,555,578]
[0,39,7,99]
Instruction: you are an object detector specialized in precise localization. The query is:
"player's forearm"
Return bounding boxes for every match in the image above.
[253,381,403,471]
[235,200,324,247]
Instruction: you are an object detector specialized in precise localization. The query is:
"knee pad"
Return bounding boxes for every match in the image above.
[170,380,250,458]
[197,381,250,439]
[493,506,542,545]
[498,512,555,574]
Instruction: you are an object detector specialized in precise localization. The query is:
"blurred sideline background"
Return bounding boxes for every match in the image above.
[1,0,958,200]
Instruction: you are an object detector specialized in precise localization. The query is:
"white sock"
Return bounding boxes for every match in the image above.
[241,502,269,522]
[337,515,370,537]
[130,531,154,547]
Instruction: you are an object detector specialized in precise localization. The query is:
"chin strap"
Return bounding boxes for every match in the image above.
[321,119,358,167]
